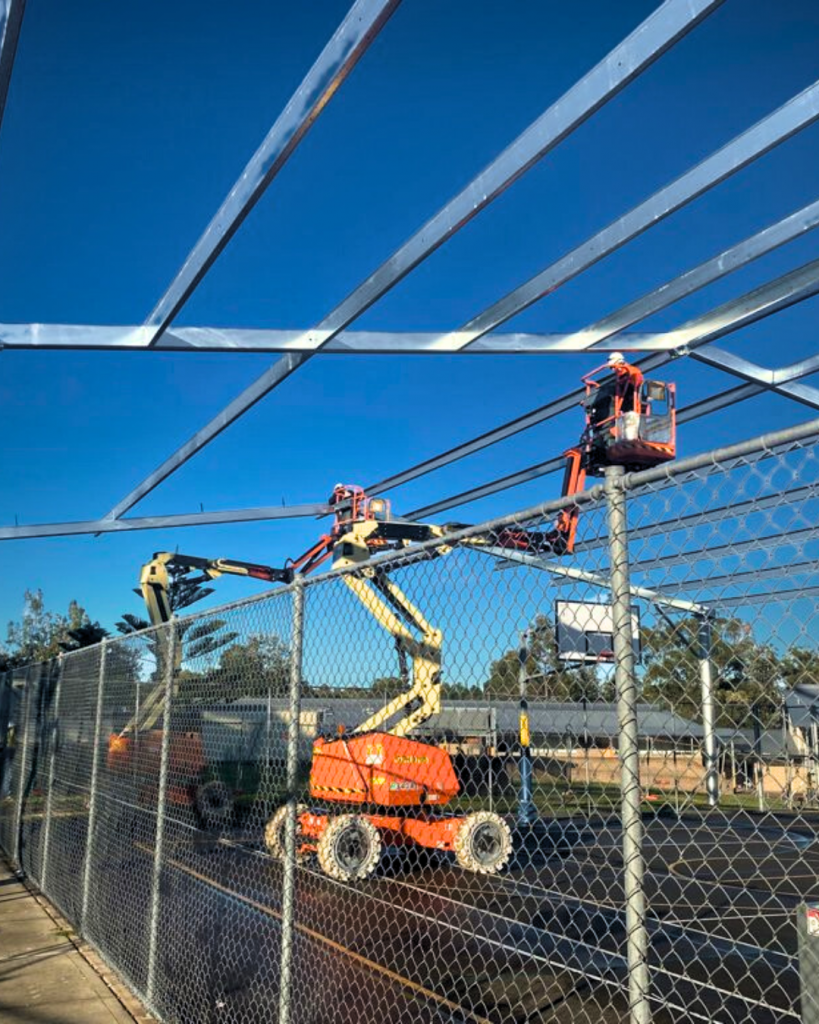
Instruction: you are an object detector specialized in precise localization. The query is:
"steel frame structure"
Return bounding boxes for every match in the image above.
[0,0,24,137]
[2,0,819,541]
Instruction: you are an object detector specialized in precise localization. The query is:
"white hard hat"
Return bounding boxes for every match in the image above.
[607,352,625,366]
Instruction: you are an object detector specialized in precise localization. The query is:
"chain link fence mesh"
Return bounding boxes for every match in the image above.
[2,418,819,1023]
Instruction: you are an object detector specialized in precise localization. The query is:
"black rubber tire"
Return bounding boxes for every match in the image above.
[264,803,307,859]
[454,811,513,874]
[316,815,381,881]
[194,780,234,829]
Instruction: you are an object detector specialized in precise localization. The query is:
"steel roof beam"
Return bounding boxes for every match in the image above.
[689,347,819,409]
[0,502,333,542]
[578,482,819,553]
[106,0,723,519]
[707,585,819,609]
[404,260,819,517]
[0,0,25,137]
[661,559,819,594]
[429,82,819,354]
[370,253,819,498]
[476,546,710,616]
[0,325,664,353]
[629,524,819,573]
[7,194,819,354]
[144,0,400,345]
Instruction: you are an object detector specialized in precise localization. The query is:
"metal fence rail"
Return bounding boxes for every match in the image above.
[3,418,819,1023]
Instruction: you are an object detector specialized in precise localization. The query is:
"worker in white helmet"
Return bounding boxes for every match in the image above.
[606,352,643,413]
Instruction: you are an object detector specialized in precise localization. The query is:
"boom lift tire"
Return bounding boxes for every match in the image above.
[264,803,308,860]
[453,811,512,874]
[194,780,234,829]
[317,814,382,882]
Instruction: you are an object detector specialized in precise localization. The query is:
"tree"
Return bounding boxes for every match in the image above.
[2,590,107,666]
[200,634,291,703]
[485,614,599,701]
[779,646,819,691]
[116,566,238,672]
[372,676,406,699]
[640,616,784,727]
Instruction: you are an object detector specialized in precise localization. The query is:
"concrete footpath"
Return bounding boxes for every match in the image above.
[0,862,152,1023]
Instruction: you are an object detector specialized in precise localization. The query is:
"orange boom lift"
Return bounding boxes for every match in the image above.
[128,358,676,879]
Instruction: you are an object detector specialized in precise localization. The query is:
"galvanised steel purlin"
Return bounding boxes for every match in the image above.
[0,324,664,353]
[630,524,819,573]
[689,347,819,408]
[574,482,819,556]
[708,584,819,608]
[4,202,816,361]
[0,0,25,137]
[393,258,819,511]
[144,0,401,345]
[474,545,710,616]
[664,559,819,594]
[106,0,724,519]
[430,360,819,522]
[4,187,819,355]
[438,82,819,353]
[549,196,819,353]
[0,502,333,541]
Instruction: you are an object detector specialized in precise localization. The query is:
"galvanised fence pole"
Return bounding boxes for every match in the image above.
[40,655,64,892]
[147,625,177,1008]
[605,465,652,1024]
[12,664,35,869]
[517,629,535,826]
[80,642,108,929]
[698,613,720,807]
[0,672,7,802]
[278,576,305,1024]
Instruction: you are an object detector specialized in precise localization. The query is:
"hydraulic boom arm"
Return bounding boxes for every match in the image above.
[140,551,293,626]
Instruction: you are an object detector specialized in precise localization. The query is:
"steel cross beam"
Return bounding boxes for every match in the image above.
[144,0,400,345]
[0,503,333,542]
[9,276,811,540]
[105,0,723,520]
[422,81,819,355]
[0,325,663,353]
[0,0,25,137]
[688,347,819,409]
[476,546,710,617]
[6,195,819,354]
[404,269,819,519]
[3,355,816,542]
[392,255,819,513]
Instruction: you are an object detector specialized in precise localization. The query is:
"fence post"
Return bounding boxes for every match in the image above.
[0,672,9,801]
[605,465,652,1024]
[517,629,535,826]
[798,902,819,1024]
[278,576,305,1024]
[12,664,36,870]
[80,642,108,930]
[147,626,177,1008]
[698,614,719,807]
[40,655,64,893]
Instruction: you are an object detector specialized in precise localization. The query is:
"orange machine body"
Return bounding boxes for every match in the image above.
[107,729,206,806]
[299,808,463,853]
[309,731,460,808]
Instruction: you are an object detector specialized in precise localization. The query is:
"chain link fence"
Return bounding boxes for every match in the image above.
[3,417,819,1023]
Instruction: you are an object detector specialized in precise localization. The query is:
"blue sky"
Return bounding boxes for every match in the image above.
[1,0,819,636]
